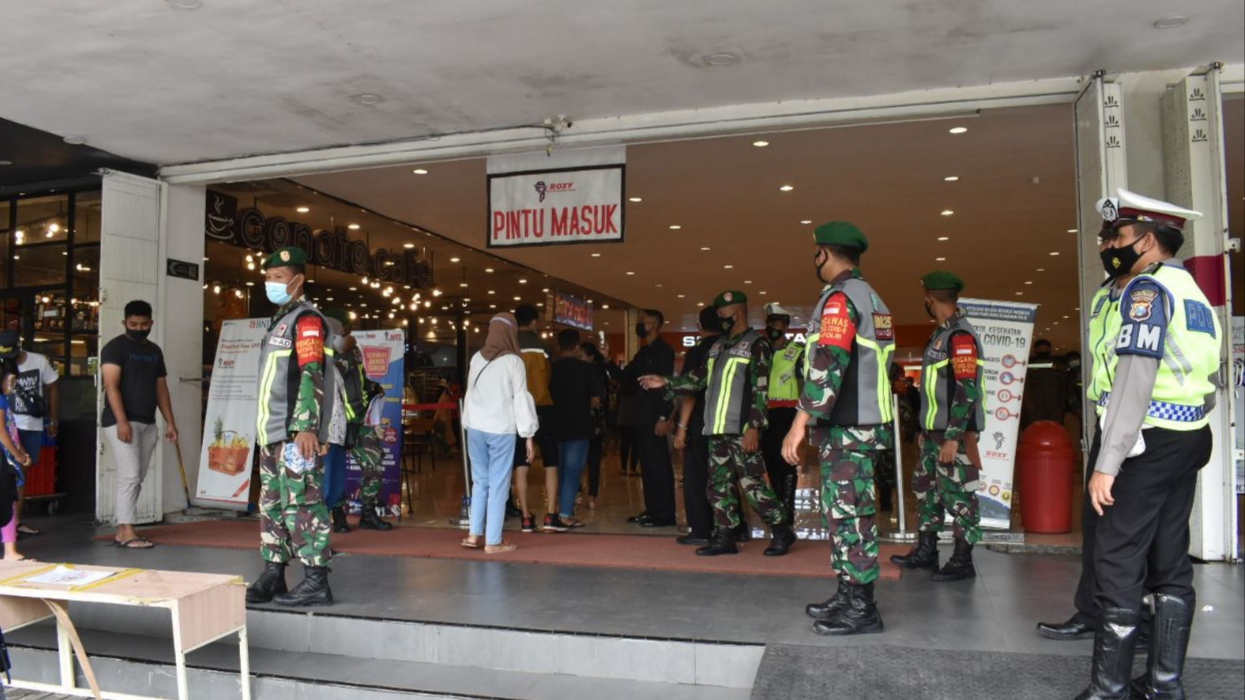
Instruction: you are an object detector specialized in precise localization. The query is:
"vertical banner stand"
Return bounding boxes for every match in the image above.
[451,398,471,528]
[883,395,916,543]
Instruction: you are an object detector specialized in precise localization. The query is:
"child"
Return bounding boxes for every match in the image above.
[0,357,33,561]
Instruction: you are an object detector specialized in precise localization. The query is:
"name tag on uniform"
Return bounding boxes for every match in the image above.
[269,337,292,348]
[873,313,894,340]
[1184,299,1215,336]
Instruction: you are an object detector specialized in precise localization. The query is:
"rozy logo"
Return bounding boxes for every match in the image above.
[533,180,574,202]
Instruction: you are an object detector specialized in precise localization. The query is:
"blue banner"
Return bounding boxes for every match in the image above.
[344,330,405,516]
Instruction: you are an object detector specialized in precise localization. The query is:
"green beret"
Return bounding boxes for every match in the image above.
[713,290,747,308]
[920,271,964,292]
[323,308,349,325]
[813,221,868,253]
[263,247,307,270]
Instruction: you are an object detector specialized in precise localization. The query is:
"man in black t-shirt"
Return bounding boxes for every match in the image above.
[100,300,179,549]
[548,329,602,530]
[621,309,677,526]
[672,307,722,545]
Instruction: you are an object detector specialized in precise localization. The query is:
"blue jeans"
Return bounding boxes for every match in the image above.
[17,430,44,489]
[467,429,516,546]
[324,444,348,509]
[557,439,590,519]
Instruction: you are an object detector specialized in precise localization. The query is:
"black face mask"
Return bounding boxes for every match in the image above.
[765,327,784,342]
[635,323,649,339]
[814,250,830,284]
[719,314,737,334]
[126,329,151,343]
[1100,233,1147,279]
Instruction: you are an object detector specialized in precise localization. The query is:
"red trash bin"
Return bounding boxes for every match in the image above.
[1016,421,1075,534]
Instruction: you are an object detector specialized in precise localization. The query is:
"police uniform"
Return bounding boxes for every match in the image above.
[798,222,894,637]
[891,272,986,581]
[665,291,796,557]
[1074,190,1220,700]
[246,247,342,608]
[760,303,805,523]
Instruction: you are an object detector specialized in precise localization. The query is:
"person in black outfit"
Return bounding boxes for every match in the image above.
[578,342,610,510]
[671,308,722,545]
[623,309,677,527]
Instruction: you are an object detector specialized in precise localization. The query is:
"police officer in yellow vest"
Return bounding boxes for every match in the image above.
[246,247,343,607]
[1073,190,1221,700]
[760,303,805,524]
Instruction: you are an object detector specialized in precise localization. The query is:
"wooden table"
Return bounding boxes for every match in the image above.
[0,561,250,700]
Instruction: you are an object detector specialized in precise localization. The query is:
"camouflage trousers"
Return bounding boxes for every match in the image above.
[914,433,982,544]
[707,436,787,530]
[352,429,385,508]
[819,446,880,585]
[258,443,332,568]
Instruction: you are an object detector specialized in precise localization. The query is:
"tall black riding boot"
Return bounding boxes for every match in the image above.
[930,537,976,581]
[890,531,940,570]
[358,507,394,531]
[805,574,851,619]
[763,522,797,557]
[273,566,334,607]
[812,580,884,636]
[331,506,350,533]
[245,562,287,604]
[695,528,739,557]
[1128,594,1193,700]
[1074,607,1140,700]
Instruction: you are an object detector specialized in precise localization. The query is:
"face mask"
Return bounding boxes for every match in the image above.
[634,323,649,339]
[266,280,294,305]
[1100,234,1147,278]
[126,329,151,343]
[814,250,830,284]
[766,327,784,342]
[719,314,737,334]
[1035,349,1051,359]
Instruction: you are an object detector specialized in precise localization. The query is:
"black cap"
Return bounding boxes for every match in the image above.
[0,330,19,359]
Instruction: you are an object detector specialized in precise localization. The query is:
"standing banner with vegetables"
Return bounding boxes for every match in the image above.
[196,318,267,509]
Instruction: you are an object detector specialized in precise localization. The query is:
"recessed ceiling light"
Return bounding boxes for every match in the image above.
[937,236,950,241]
[348,223,361,230]
[700,246,711,251]
[949,126,968,134]
[513,296,521,301]
[487,290,495,295]
[697,302,705,307]
[542,288,550,292]
[677,294,686,298]
[724,265,733,269]
[167,0,203,9]
[759,291,768,295]
[296,206,310,213]
[752,140,770,148]
[626,271,636,275]
[743,280,752,284]
[940,210,954,217]
[779,185,795,192]
[1024,281,1034,285]
[349,287,357,291]
[485,268,495,273]
[412,168,429,175]
[1049,251,1060,256]
[944,176,960,182]
[1036,268,1046,272]
[1152,16,1188,29]
[449,257,461,263]
[1067,228,1078,233]
[702,52,739,66]
[353,93,383,106]
[518,279,527,284]
[1015,292,1024,296]
[800,220,813,225]
[935,257,947,261]
[591,253,601,258]
[63,134,87,145]
[1062,315,1070,319]
[0,160,11,166]
[601,304,610,309]
[403,243,415,249]
[628,197,643,203]
[669,225,682,230]
[655,283,663,288]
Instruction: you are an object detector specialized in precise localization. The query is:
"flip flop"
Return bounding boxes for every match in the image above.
[562,519,587,529]
[114,537,155,549]
[460,538,482,549]
[17,524,40,536]
[484,541,517,554]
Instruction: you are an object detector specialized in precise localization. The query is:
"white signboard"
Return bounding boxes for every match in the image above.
[487,165,625,247]
[196,318,267,509]
[959,298,1040,530]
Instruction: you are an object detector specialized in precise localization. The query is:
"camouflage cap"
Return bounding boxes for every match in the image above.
[713,290,747,308]
[920,270,964,292]
[263,246,307,270]
[813,221,869,253]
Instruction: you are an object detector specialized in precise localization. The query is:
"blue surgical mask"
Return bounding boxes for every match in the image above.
[265,281,293,305]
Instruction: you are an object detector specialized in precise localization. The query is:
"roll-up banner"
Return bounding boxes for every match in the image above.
[196,318,267,509]
[959,298,1040,530]
[343,329,406,516]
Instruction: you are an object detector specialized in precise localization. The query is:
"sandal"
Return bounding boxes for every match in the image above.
[561,518,587,529]
[484,541,517,554]
[114,537,155,549]
[17,524,40,536]
[460,537,482,549]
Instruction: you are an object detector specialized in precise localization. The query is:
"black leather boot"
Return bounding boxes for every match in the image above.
[358,507,393,531]
[1074,607,1140,700]
[930,537,976,581]
[695,528,739,556]
[783,473,798,525]
[331,506,350,533]
[1037,614,1095,641]
[273,566,334,607]
[1128,594,1193,700]
[245,562,287,604]
[812,580,884,636]
[732,523,753,542]
[805,574,850,619]
[763,522,797,557]
[890,531,940,570]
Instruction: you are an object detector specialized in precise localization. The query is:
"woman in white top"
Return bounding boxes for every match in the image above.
[461,313,539,553]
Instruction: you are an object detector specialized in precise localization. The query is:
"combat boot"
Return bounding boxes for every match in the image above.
[358,508,393,531]
[331,506,350,533]
[732,523,752,542]
[782,473,798,525]
[1074,607,1139,700]
[812,580,884,636]
[245,562,287,604]
[763,522,797,556]
[930,537,976,581]
[695,528,739,556]
[1128,594,1193,700]
[890,531,940,570]
[805,574,851,619]
[273,566,333,607]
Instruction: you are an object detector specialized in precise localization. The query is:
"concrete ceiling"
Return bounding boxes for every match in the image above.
[0,0,1241,168]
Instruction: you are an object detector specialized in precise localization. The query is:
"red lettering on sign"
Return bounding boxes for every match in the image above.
[492,211,505,240]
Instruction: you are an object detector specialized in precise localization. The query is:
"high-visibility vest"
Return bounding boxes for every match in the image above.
[918,312,986,433]
[702,329,765,436]
[256,301,342,447]
[803,276,895,426]
[1087,284,1124,407]
[768,341,804,405]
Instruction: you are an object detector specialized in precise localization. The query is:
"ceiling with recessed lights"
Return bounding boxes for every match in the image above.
[0,1,1240,169]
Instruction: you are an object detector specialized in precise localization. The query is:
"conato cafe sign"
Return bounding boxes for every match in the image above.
[487,164,625,248]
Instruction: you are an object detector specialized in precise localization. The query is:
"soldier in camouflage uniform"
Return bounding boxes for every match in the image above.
[891,272,985,582]
[782,222,894,636]
[245,247,341,607]
[640,291,796,557]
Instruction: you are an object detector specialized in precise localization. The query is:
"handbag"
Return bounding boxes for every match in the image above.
[12,385,45,419]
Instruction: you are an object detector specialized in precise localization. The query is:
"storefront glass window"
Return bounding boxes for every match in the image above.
[70,245,101,376]
[0,200,9,288]
[74,191,102,243]
[16,194,70,245]
[15,242,68,287]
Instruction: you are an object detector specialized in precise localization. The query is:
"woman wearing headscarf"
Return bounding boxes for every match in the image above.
[461,313,539,553]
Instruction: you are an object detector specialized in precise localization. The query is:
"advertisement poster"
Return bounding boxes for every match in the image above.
[196,318,267,509]
[959,298,1039,530]
[1233,317,1243,494]
[548,291,593,330]
[343,329,406,516]
[487,165,625,247]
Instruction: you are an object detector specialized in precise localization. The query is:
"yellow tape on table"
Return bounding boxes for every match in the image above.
[69,567,146,593]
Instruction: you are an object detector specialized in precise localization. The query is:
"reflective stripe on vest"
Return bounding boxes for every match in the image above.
[918,313,986,433]
[1098,263,1219,430]
[703,329,762,435]
[803,277,895,426]
[256,302,342,446]
[768,342,803,403]
[1087,285,1123,407]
